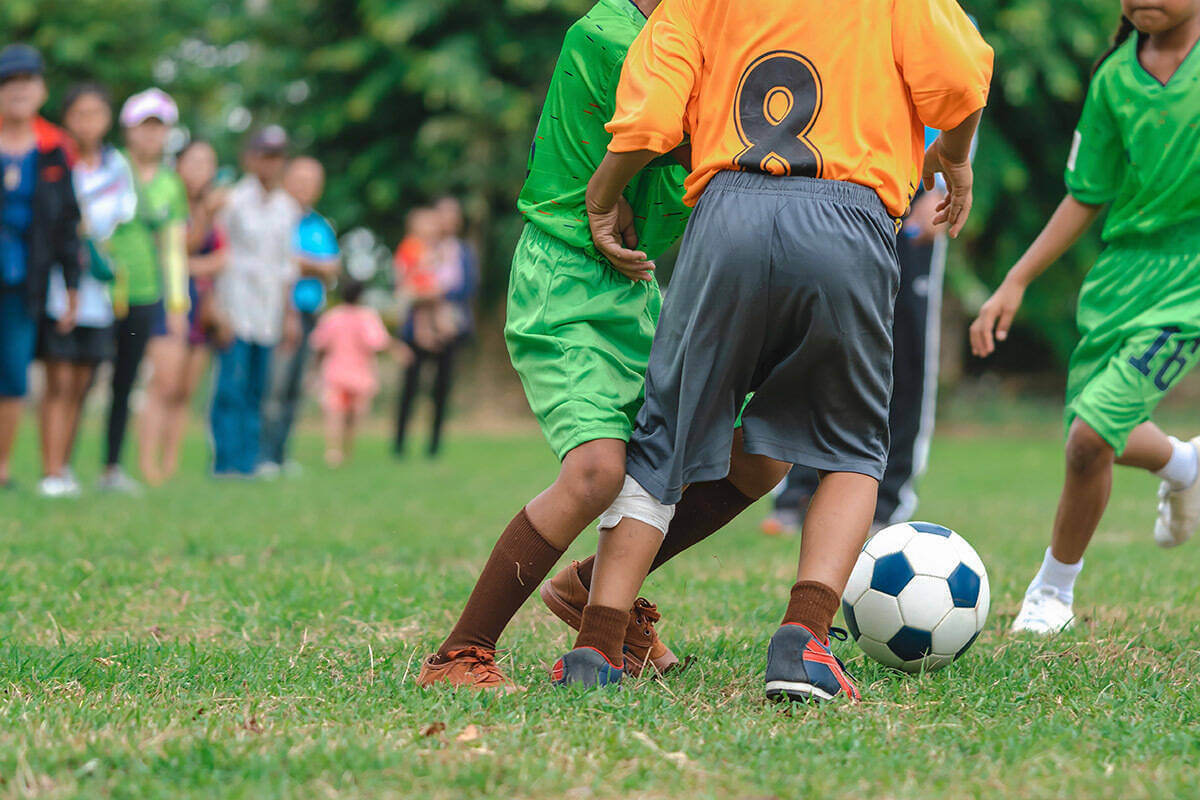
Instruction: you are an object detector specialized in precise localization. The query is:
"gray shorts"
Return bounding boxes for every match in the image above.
[627,172,900,504]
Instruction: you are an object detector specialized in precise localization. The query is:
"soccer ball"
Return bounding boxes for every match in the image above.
[841,521,989,673]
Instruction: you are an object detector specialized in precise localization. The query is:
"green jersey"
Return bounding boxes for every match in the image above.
[108,158,188,306]
[1066,36,1200,247]
[517,0,690,261]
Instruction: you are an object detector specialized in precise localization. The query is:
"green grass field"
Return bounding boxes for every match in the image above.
[2,414,1199,799]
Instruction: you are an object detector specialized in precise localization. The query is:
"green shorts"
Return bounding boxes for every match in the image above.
[505,223,661,460]
[1066,245,1200,454]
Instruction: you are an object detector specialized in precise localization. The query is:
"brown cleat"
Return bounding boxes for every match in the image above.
[415,647,520,693]
[540,560,680,677]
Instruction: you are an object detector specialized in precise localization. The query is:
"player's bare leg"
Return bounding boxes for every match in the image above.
[526,438,628,549]
[762,471,875,704]
[419,438,627,691]
[1118,421,1200,548]
[1015,419,1113,634]
[541,429,767,675]
[561,449,788,685]
[793,471,878,626]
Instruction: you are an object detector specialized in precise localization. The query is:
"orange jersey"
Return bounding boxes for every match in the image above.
[606,0,993,217]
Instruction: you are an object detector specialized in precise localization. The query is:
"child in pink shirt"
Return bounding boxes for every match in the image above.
[310,280,390,466]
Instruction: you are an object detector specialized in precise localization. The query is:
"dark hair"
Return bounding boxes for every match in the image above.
[62,81,112,115]
[340,278,365,305]
[1093,16,1136,76]
[177,138,214,161]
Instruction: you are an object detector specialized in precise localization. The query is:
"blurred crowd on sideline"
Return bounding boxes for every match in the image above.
[0,44,477,498]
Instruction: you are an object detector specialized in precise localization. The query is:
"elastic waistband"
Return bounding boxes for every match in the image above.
[520,220,594,256]
[706,171,888,215]
[1105,223,1200,254]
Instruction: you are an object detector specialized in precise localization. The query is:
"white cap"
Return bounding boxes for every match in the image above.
[120,88,179,128]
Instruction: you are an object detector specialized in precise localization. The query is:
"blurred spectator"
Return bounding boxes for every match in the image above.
[393,198,476,458]
[260,155,340,473]
[139,139,228,484]
[99,88,189,494]
[0,45,81,491]
[310,279,390,467]
[37,83,136,498]
[210,126,299,477]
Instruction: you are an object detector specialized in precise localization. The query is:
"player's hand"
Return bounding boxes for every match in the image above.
[903,188,947,245]
[588,195,654,282]
[922,138,973,239]
[970,279,1025,358]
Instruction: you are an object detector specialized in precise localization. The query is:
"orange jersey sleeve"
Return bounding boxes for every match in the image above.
[893,0,993,131]
[605,0,702,155]
[606,0,993,217]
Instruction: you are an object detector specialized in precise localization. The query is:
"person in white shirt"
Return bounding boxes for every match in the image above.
[38,83,136,498]
[210,126,300,476]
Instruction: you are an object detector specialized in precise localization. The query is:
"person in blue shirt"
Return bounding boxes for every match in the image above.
[0,45,82,490]
[261,156,340,471]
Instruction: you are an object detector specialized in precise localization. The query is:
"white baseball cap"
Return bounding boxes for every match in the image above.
[119,88,179,128]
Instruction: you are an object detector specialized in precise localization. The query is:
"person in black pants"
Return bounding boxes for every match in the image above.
[395,340,459,457]
[762,185,948,535]
[393,197,475,458]
[103,303,158,491]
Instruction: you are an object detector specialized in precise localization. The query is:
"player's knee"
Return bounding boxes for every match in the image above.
[1065,423,1113,475]
[563,450,627,511]
[728,454,790,499]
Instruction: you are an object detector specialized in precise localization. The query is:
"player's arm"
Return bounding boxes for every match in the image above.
[970,196,1102,358]
[587,150,660,281]
[922,109,981,238]
[590,0,700,278]
[972,65,1120,359]
[895,0,993,238]
[670,142,692,171]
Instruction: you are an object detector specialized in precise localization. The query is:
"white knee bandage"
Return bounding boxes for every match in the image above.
[597,475,675,536]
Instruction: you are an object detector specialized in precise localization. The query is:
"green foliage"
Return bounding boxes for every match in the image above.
[4,0,1127,363]
[964,0,1123,364]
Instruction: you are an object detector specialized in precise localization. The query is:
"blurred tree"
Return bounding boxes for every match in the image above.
[962,0,1122,366]
[4,0,1125,365]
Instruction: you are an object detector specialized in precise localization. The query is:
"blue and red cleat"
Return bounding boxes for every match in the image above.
[551,646,624,688]
[764,623,861,703]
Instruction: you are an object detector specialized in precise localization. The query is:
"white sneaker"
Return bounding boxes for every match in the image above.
[37,475,80,499]
[60,467,82,496]
[1011,586,1075,635]
[256,461,281,480]
[97,467,143,496]
[1154,436,1200,548]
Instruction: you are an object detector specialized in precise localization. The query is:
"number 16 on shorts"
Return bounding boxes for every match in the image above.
[1128,326,1200,393]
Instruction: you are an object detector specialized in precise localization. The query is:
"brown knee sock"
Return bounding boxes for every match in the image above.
[436,509,564,659]
[574,604,630,667]
[781,580,841,644]
[573,477,756,588]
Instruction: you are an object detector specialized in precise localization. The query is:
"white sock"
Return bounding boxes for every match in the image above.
[1028,548,1083,604]
[1155,436,1198,491]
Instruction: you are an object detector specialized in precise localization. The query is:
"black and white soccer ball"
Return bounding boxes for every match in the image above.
[841,522,989,673]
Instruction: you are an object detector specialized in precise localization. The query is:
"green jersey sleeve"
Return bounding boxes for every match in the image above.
[1065,74,1124,205]
[600,57,625,121]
